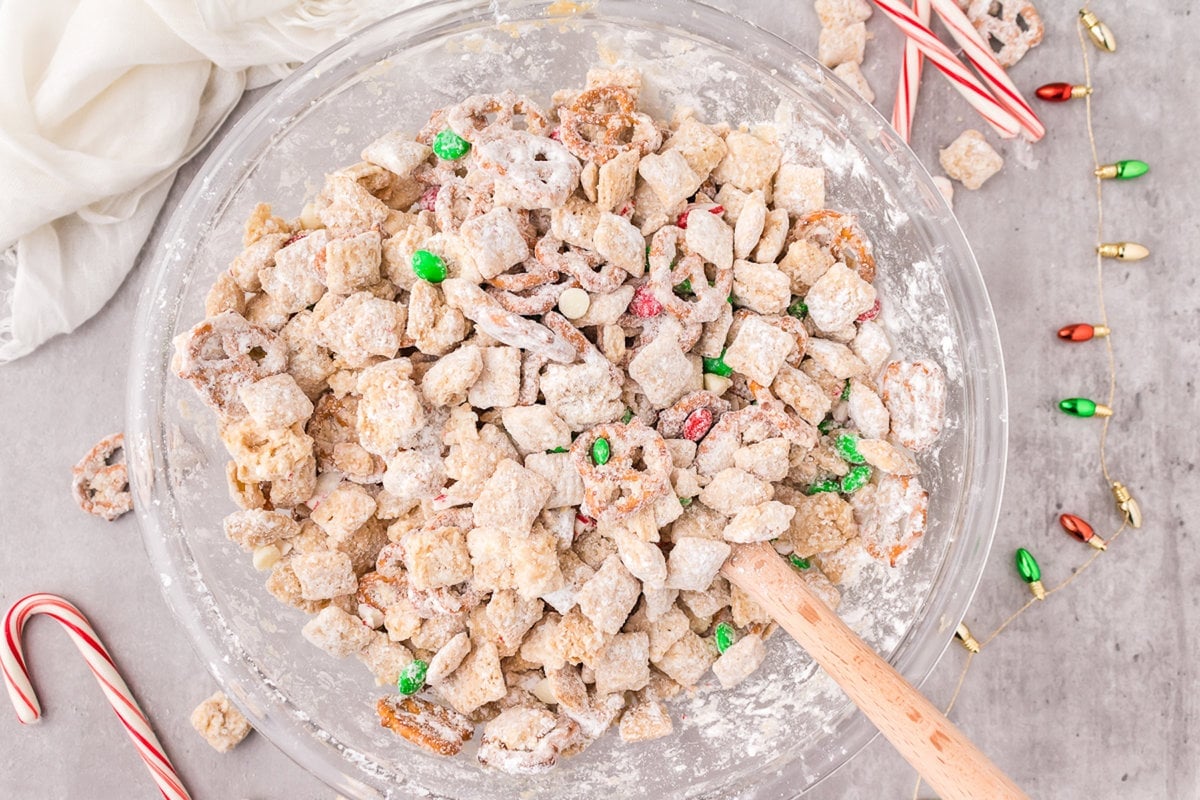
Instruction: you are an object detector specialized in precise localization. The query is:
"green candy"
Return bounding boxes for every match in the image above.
[840,380,851,402]
[840,465,872,494]
[789,554,811,570]
[547,446,568,454]
[703,350,733,377]
[432,128,471,160]
[621,408,634,424]
[674,278,693,296]
[787,299,809,319]
[678,496,693,507]
[411,249,447,283]
[818,417,835,435]
[835,434,865,465]
[714,621,736,654]
[397,659,428,695]
[592,437,611,466]
[805,479,840,495]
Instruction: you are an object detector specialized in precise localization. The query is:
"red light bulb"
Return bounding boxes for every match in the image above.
[1058,323,1111,342]
[1036,82,1092,102]
[1060,513,1107,550]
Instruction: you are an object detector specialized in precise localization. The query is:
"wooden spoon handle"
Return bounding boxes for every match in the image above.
[721,542,1028,800]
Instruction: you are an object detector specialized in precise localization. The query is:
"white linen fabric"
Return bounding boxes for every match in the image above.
[0,0,397,363]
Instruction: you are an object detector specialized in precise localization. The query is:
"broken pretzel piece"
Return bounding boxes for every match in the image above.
[377,695,474,756]
[72,433,133,522]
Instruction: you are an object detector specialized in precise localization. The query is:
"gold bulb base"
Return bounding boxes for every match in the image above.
[1080,10,1117,52]
[1029,580,1046,601]
[1095,164,1119,179]
[1112,482,1144,528]
[1070,85,1093,99]
[1087,536,1108,551]
[1093,325,1111,338]
[1097,242,1150,261]
[1094,403,1114,418]
[955,622,981,653]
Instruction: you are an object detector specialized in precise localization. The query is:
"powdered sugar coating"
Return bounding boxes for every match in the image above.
[169,64,945,782]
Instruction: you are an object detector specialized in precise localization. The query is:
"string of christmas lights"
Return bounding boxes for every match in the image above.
[909,6,1145,798]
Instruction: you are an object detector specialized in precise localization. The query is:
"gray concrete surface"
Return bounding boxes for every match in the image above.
[1,2,1196,798]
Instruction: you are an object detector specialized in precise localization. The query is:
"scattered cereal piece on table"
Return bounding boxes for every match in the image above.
[939,130,1004,191]
[191,691,252,753]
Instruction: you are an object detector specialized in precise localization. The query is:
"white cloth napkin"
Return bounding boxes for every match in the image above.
[0,0,398,363]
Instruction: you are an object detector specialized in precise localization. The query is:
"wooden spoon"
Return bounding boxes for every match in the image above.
[721,542,1028,800]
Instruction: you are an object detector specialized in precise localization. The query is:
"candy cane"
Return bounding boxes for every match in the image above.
[2,593,192,800]
[928,0,1045,140]
[871,0,1022,139]
[891,0,931,142]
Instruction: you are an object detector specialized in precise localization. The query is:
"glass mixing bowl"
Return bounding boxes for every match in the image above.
[126,1,1008,797]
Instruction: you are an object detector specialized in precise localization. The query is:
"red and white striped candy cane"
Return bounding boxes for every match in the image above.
[891,0,931,142]
[2,593,192,800]
[928,0,1045,140]
[871,0,1022,139]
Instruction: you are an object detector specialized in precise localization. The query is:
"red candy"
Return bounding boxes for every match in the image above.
[575,512,596,527]
[630,284,663,318]
[676,204,724,229]
[681,408,714,441]
[549,128,561,141]
[856,298,881,323]
[282,231,309,247]
[419,185,440,212]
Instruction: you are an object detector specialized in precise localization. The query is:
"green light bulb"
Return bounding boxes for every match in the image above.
[1059,397,1112,418]
[1114,159,1149,179]
[1015,548,1046,600]
[1015,548,1040,583]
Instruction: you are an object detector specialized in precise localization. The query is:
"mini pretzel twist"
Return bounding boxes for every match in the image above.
[446,90,552,143]
[535,235,626,294]
[789,210,877,284]
[570,420,673,521]
[647,226,733,324]
[656,391,731,440]
[558,86,662,164]
[173,311,287,418]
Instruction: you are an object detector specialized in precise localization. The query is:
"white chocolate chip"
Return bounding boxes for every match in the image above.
[532,677,557,705]
[252,544,281,571]
[703,373,733,395]
[558,287,591,320]
[357,603,385,629]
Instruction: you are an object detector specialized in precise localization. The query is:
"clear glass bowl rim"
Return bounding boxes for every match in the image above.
[126,1,1009,797]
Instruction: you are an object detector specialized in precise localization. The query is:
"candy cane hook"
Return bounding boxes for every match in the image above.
[2,593,192,800]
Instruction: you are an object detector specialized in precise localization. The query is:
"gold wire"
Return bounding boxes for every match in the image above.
[1078,2,1118,483]
[909,12,1128,798]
